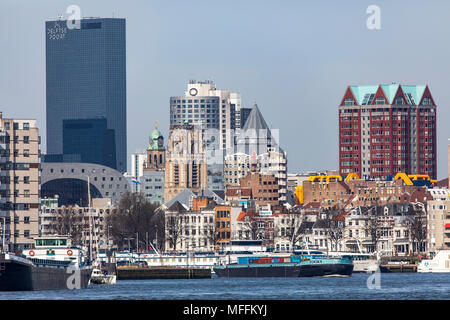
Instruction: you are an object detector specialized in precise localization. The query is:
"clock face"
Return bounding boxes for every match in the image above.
[189,88,198,96]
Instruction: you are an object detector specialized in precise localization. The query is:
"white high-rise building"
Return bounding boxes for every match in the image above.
[169,81,244,191]
[170,80,242,150]
[130,152,146,192]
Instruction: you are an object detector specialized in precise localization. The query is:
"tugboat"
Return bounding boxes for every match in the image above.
[213,253,353,278]
[0,235,93,291]
[89,268,117,285]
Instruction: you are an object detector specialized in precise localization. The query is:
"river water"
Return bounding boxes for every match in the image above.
[0,273,448,300]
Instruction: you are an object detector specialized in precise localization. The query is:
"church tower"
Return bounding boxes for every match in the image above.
[145,121,165,171]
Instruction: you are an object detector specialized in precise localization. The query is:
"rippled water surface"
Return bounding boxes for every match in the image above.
[0,273,449,300]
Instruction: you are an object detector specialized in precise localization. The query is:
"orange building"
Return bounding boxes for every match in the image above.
[239,172,279,206]
[215,205,231,250]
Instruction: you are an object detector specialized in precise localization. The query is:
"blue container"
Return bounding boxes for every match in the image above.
[238,257,249,264]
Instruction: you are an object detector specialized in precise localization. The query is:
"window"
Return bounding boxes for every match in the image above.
[422,97,431,106]
[344,98,355,106]
[395,97,404,105]
[23,136,29,144]
[375,97,386,105]
[23,149,29,157]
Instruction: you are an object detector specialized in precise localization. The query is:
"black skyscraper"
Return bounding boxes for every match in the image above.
[45,18,126,172]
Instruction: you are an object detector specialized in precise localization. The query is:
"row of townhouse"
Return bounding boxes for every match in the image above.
[160,184,448,256]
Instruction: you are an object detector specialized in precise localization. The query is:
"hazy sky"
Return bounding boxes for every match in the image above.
[1,0,449,179]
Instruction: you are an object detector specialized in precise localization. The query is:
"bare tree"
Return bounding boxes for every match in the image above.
[204,224,219,251]
[241,214,262,240]
[275,214,305,250]
[408,204,427,255]
[325,212,345,252]
[165,214,184,252]
[106,192,160,251]
[363,206,382,253]
[49,206,83,246]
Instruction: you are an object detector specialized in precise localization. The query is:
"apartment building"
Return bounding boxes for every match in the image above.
[215,205,231,250]
[339,84,437,180]
[426,188,450,252]
[0,113,40,251]
[40,198,117,254]
[343,203,426,256]
[164,198,216,252]
[302,178,427,210]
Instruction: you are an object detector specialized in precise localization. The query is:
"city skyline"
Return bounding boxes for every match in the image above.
[1,0,449,179]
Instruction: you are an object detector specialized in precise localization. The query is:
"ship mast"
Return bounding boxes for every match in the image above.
[87,176,92,261]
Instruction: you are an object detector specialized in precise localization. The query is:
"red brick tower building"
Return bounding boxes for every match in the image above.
[338,84,437,180]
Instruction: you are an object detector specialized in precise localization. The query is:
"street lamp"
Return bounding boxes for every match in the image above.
[154,225,158,252]
[124,237,134,253]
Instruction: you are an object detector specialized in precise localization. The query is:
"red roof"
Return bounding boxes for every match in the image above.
[302,202,321,209]
[436,178,449,188]
[237,211,260,221]
[332,211,349,221]
[226,187,252,197]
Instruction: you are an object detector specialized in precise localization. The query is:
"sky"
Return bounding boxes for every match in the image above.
[0,0,449,179]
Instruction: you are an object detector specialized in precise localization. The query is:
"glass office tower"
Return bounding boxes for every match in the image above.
[45,18,126,172]
[63,118,116,169]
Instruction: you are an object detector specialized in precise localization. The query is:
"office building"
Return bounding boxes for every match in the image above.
[40,162,130,206]
[45,18,126,172]
[339,84,437,180]
[62,118,116,169]
[169,80,242,150]
[426,189,450,252]
[0,113,40,251]
[130,152,146,192]
[169,81,244,191]
[239,107,252,130]
[225,104,288,202]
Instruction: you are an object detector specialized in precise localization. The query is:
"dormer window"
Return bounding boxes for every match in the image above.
[375,97,386,105]
[422,97,431,106]
[395,97,404,105]
[344,98,355,106]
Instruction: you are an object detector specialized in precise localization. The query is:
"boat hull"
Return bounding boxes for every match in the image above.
[352,260,380,273]
[214,263,301,277]
[214,261,353,278]
[298,262,353,277]
[90,275,117,285]
[0,256,92,291]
